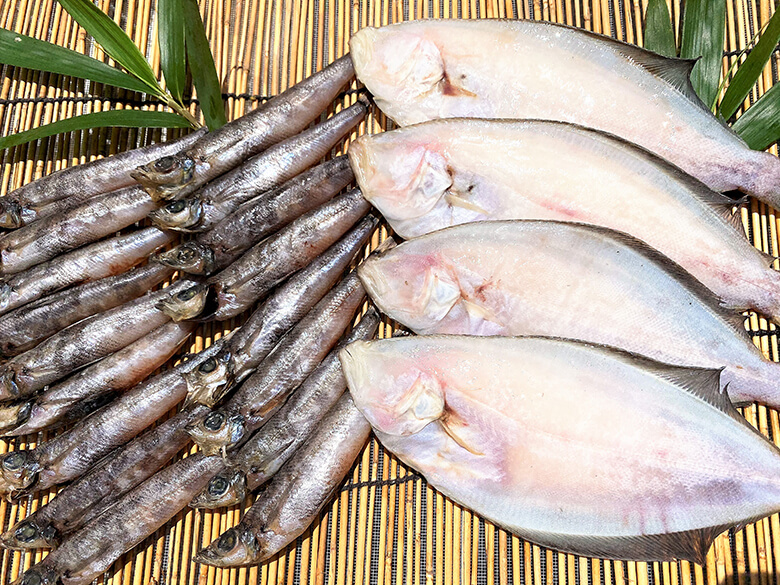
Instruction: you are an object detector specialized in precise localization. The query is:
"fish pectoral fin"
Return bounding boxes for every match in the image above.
[461,299,500,324]
[444,192,488,215]
[441,410,483,456]
[515,523,725,564]
[440,76,478,98]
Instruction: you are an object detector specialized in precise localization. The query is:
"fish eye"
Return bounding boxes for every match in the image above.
[166,200,187,213]
[155,156,178,172]
[3,451,25,470]
[208,476,229,496]
[204,412,225,431]
[199,358,217,374]
[15,522,38,542]
[177,286,199,301]
[21,571,41,585]
[217,530,237,551]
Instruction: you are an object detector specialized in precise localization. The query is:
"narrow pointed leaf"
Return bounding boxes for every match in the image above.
[182,0,226,129]
[158,0,186,102]
[56,0,163,95]
[732,83,780,150]
[719,7,780,120]
[680,0,727,108]
[0,110,191,151]
[644,0,677,58]
[0,28,150,93]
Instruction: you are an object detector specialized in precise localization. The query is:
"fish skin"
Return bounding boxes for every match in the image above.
[186,271,367,455]
[154,156,355,275]
[194,394,370,567]
[148,102,366,233]
[0,405,209,550]
[132,56,355,200]
[0,130,204,228]
[358,220,780,406]
[11,453,224,585]
[349,19,780,204]
[191,310,379,509]
[183,218,376,407]
[0,227,175,318]
[6,321,195,436]
[0,186,159,275]
[157,192,372,322]
[0,280,191,402]
[0,263,174,357]
[341,335,780,563]
[0,336,228,496]
[349,118,780,322]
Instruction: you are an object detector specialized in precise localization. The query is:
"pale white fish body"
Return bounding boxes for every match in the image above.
[349,118,780,321]
[349,19,780,202]
[358,220,780,406]
[340,336,780,563]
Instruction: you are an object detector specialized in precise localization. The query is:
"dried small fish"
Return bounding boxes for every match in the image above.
[0,186,158,275]
[148,101,366,233]
[6,321,195,436]
[0,280,191,402]
[0,336,227,495]
[132,56,354,200]
[187,271,366,455]
[0,405,208,549]
[154,156,354,274]
[12,453,224,585]
[350,20,780,203]
[191,311,378,509]
[157,192,371,322]
[0,227,174,318]
[194,394,370,566]
[350,118,780,322]
[341,335,780,563]
[183,219,375,406]
[0,130,204,228]
[0,263,173,357]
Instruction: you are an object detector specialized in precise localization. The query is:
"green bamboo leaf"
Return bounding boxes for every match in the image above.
[56,0,163,95]
[680,0,727,108]
[644,0,677,58]
[182,0,226,129]
[732,83,780,150]
[0,28,150,93]
[158,0,186,102]
[0,110,191,151]
[718,8,780,120]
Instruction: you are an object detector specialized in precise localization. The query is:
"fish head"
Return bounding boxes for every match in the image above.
[153,242,216,275]
[0,401,31,434]
[132,155,197,201]
[349,134,453,227]
[350,26,446,122]
[340,340,445,437]
[1,517,58,549]
[0,200,22,229]
[148,198,203,232]
[186,410,246,456]
[190,469,246,509]
[0,450,39,494]
[183,350,233,408]
[0,368,21,401]
[194,526,259,567]
[359,249,460,333]
[10,564,59,585]
[0,282,12,313]
[156,284,209,321]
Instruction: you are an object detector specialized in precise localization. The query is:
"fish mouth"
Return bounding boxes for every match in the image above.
[156,284,211,321]
[348,27,379,81]
[0,401,30,435]
[186,410,246,456]
[190,469,246,509]
[194,527,260,567]
[0,450,40,495]
[153,242,216,275]
[0,368,21,402]
[10,564,59,585]
[0,200,22,229]
[0,517,57,550]
[148,198,203,231]
[131,155,197,201]
[183,350,233,408]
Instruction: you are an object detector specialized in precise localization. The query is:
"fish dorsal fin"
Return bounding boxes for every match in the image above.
[552,220,751,340]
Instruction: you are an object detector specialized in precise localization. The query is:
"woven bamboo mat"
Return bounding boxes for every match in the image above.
[0,1,779,585]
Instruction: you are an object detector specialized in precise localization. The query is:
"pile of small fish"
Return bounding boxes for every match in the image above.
[4,14,780,582]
